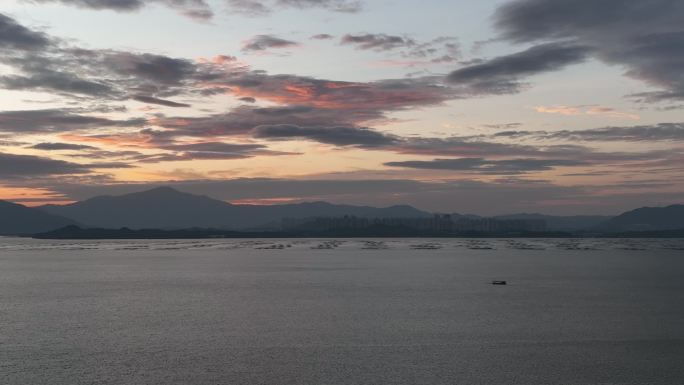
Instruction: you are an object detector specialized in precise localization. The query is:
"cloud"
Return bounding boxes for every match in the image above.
[0,152,131,179]
[25,0,214,20]
[497,123,684,142]
[340,34,460,64]
[0,13,51,50]
[212,73,453,112]
[492,0,684,102]
[277,0,361,12]
[341,34,415,51]
[0,13,454,123]
[0,109,146,133]
[535,105,640,120]
[151,105,382,139]
[104,52,197,85]
[446,42,590,94]
[154,141,294,161]
[0,71,114,97]
[28,0,363,19]
[227,0,362,16]
[0,14,211,100]
[30,142,98,151]
[133,95,191,107]
[311,34,334,40]
[253,124,399,147]
[385,157,586,174]
[390,136,577,158]
[241,35,299,53]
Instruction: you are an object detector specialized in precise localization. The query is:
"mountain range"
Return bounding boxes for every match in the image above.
[0,200,76,235]
[38,187,430,231]
[595,204,684,232]
[1,187,682,235]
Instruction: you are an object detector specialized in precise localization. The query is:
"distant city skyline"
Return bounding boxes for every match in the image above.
[0,0,683,215]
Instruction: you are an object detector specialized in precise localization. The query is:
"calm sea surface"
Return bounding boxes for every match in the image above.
[2,237,684,385]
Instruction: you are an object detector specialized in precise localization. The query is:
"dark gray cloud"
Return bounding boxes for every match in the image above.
[207,73,453,113]
[493,123,684,142]
[0,152,89,178]
[152,105,379,139]
[341,34,415,51]
[311,34,334,40]
[30,142,98,151]
[241,35,299,53]
[405,36,460,63]
[227,0,362,16]
[137,104,683,168]
[153,141,294,161]
[340,34,459,63]
[105,53,196,86]
[0,13,51,50]
[0,109,146,133]
[133,95,191,107]
[447,42,590,94]
[494,0,682,43]
[0,14,207,100]
[491,0,684,102]
[392,136,580,159]
[25,0,214,20]
[0,152,131,179]
[0,13,455,126]
[277,0,361,12]
[0,71,114,97]
[253,124,399,147]
[385,157,585,174]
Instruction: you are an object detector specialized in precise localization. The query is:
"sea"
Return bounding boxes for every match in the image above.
[2,237,684,385]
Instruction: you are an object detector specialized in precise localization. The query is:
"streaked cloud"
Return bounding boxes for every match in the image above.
[341,34,415,51]
[447,42,590,95]
[385,157,586,174]
[25,0,214,20]
[227,0,362,16]
[493,0,684,102]
[535,105,640,120]
[0,152,132,179]
[0,109,146,133]
[494,123,684,142]
[241,35,299,53]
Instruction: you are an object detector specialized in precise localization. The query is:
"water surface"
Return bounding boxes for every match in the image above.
[2,238,684,384]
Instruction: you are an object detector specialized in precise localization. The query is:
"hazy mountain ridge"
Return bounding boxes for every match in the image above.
[1,187,680,234]
[596,205,684,232]
[39,187,431,230]
[0,200,77,235]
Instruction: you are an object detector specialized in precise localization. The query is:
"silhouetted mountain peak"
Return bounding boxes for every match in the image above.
[598,204,684,232]
[0,200,76,235]
[127,186,200,199]
[76,187,229,207]
[37,188,431,230]
[139,186,184,196]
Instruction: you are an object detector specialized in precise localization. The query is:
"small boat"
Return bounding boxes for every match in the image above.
[491,280,507,285]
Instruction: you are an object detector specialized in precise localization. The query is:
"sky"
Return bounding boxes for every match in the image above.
[0,0,682,215]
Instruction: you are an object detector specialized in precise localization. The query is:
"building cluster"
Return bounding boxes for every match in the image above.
[282,215,547,234]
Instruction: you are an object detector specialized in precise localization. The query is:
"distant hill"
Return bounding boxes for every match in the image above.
[0,200,76,235]
[39,187,431,230]
[495,213,610,231]
[596,204,684,232]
